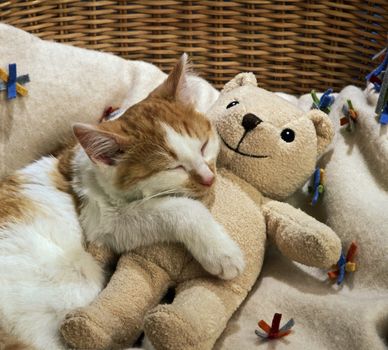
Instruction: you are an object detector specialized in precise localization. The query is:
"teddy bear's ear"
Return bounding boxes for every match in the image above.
[222,72,257,93]
[307,109,334,156]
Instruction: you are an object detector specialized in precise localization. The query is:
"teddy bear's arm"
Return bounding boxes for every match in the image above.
[262,200,341,268]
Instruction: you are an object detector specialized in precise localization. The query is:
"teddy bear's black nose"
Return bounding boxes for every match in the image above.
[241,113,262,132]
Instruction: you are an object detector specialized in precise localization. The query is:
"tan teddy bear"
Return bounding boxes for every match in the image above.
[60,72,342,350]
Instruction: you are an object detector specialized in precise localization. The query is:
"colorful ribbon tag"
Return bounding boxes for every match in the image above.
[375,62,388,125]
[100,106,124,123]
[340,99,358,131]
[0,64,29,99]
[379,104,388,125]
[372,47,388,61]
[311,88,334,114]
[7,63,17,99]
[0,74,30,91]
[366,48,387,93]
[308,167,325,206]
[328,242,358,285]
[255,313,295,340]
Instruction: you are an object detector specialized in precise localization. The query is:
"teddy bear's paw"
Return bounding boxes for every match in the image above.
[200,238,245,280]
[60,309,113,350]
[144,305,199,349]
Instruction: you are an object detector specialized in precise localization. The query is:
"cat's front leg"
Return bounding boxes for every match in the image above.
[116,197,245,280]
[167,197,245,280]
[160,197,245,280]
[188,215,245,280]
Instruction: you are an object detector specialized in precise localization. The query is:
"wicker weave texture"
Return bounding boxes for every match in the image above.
[1,0,387,93]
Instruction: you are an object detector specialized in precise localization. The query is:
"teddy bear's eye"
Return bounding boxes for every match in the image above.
[226,101,239,109]
[281,128,295,143]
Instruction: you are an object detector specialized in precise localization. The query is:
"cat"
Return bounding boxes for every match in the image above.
[0,54,244,349]
[0,327,33,350]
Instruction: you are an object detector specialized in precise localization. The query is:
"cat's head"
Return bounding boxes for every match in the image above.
[73,54,219,201]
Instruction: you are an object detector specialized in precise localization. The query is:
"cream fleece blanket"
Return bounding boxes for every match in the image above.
[216,86,388,350]
[1,24,387,350]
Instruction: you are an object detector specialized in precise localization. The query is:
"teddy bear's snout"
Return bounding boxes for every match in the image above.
[242,113,262,132]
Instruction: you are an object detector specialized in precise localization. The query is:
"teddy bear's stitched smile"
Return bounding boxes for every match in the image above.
[220,134,269,159]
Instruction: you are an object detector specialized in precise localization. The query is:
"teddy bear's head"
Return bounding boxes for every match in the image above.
[209,73,334,200]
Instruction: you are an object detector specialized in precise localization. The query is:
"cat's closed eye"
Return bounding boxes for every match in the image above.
[169,165,186,171]
[201,140,209,155]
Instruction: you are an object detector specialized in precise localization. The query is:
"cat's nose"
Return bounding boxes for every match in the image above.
[242,113,262,132]
[200,173,214,187]
[197,164,215,187]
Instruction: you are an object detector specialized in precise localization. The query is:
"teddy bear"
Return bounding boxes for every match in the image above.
[214,84,388,350]
[60,72,342,350]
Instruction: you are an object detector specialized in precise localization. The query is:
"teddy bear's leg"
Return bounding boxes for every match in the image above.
[144,278,246,350]
[60,253,172,350]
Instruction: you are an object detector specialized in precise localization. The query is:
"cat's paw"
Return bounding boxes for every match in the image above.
[199,235,245,280]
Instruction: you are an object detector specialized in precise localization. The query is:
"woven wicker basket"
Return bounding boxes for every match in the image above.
[1,0,387,93]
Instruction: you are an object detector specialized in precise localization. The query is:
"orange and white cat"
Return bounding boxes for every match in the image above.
[0,55,244,349]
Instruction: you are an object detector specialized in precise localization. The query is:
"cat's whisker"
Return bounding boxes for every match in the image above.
[140,188,179,204]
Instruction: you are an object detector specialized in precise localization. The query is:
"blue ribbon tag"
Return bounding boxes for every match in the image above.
[7,63,17,99]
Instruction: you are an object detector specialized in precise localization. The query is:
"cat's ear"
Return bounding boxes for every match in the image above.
[150,53,192,104]
[73,123,127,166]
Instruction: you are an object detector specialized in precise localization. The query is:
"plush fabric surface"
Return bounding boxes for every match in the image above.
[1,24,387,350]
[216,86,388,350]
[0,24,218,178]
